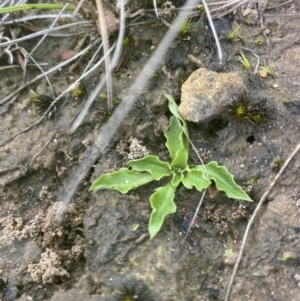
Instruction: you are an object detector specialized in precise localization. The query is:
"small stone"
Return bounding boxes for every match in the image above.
[155,262,166,272]
[223,248,238,266]
[59,49,76,61]
[294,274,300,282]
[179,68,247,123]
[259,69,268,78]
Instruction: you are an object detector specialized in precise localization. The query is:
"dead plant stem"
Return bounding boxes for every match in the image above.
[0,38,101,106]
[202,0,222,62]
[0,21,91,48]
[225,139,300,301]
[30,131,57,167]
[95,0,113,111]
[70,0,126,133]
[241,47,262,74]
[176,117,208,254]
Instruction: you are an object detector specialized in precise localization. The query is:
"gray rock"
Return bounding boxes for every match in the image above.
[179,68,247,123]
[23,240,42,263]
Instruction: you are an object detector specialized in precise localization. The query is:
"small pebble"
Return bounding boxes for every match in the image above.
[294,274,300,282]
[60,49,76,61]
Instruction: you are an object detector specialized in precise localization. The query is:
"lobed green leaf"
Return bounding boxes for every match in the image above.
[165,94,189,150]
[128,155,171,180]
[165,116,189,169]
[164,94,188,133]
[171,171,184,188]
[194,162,252,201]
[165,116,184,160]
[171,147,189,169]
[182,168,211,192]
[89,168,155,194]
[149,182,176,239]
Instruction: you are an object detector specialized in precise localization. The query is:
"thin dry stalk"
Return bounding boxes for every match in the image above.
[29,4,69,57]
[177,189,207,257]
[5,8,61,90]
[0,63,48,71]
[2,14,78,25]
[0,39,108,146]
[153,0,159,18]
[202,0,223,62]
[95,0,113,111]
[82,42,103,73]
[267,0,293,10]
[19,46,54,93]
[0,38,101,106]
[69,0,126,133]
[224,140,300,301]
[241,47,261,74]
[30,131,57,167]
[174,117,208,255]
[0,20,91,48]
[73,0,86,15]
[209,0,250,19]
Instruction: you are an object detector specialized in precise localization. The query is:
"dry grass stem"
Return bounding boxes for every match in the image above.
[29,4,69,57]
[30,131,57,167]
[73,0,86,15]
[95,0,113,111]
[70,0,126,133]
[202,0,223,61]
[241,47,261,74]
[153,0,159,18]
[0,20,91,48]
[2,14,78,25]
[225,140,300,301]
[0,38,106,146]
[0,63,48,71]
[267,0,293,10]
[209,0,250,19]
[20,47,54,92]
[0,38,101,106]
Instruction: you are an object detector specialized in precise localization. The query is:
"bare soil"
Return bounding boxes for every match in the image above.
[1,1,300,300]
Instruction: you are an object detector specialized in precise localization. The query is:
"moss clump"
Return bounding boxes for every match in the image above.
[254,36,265,46]
[227,25,243,42]
[29,91,61,117]
[122,36,135,50]
[239,52,251,70]
[226,96,269,128]
[179,19,193,40]
[112,277,156,301]
[70,82,86,98]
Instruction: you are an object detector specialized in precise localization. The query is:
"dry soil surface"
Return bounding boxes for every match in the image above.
[1,1,300,301]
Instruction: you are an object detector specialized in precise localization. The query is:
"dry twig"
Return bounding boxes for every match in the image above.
[225,140,300,301]
[30,131,57,167]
